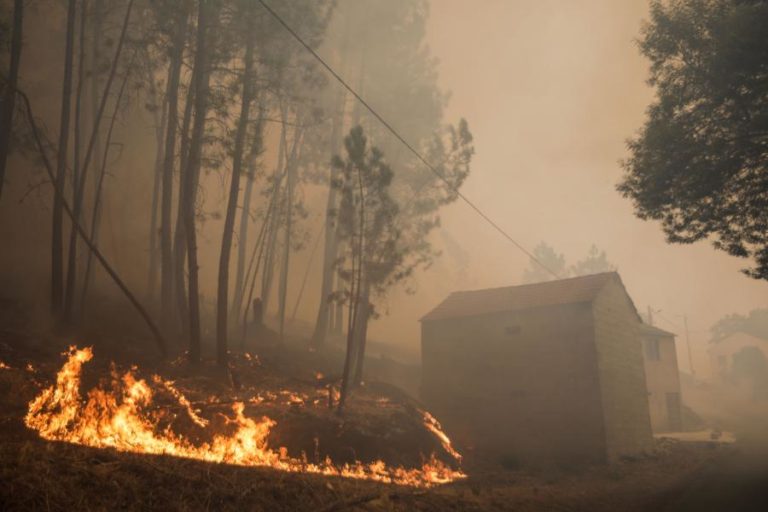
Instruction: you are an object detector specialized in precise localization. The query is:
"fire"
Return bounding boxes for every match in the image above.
[25,347,466,487]
[422,411,462,462]
[0,360,10,369]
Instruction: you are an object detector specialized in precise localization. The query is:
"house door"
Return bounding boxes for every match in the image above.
[666,392,682,431]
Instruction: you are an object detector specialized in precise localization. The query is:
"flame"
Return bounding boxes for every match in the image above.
[24,347,465,487]
[0,360,10,369]
[422,411,462,463]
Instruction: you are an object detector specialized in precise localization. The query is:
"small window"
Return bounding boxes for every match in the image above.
[505,326,521,335]
[645,338,661,361]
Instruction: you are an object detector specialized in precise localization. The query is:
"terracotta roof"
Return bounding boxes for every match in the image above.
[421,272,632,322]
[639,323,676,338]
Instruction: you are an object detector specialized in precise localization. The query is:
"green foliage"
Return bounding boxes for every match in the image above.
[570,244,617,277]
[522,243,616,283]
[710,308,768,341]
[522,242,568,284]
[618,0,768,280]
[333,126,402,305]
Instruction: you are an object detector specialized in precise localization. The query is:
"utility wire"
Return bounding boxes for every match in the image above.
[256,0,560,279]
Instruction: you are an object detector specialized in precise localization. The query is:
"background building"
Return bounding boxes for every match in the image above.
[639,324,682,432]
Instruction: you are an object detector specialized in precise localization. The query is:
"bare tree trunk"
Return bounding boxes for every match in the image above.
[216,20,255,366]
[232,115,263,322]
[260,114,287,316]
[161,4,189,335]
[184,0,213,363]
[173,55,197,339]
[352,279,371,386]
[19,87,167,357]
[0,0,23,201]
[64,0,133,322]
[277,126,303,341]
[51,0,77,319]
[239,198,274,346]
[79,62,131,314]
[310,89,345,348]
[332,260,344,334]
[63,0,88,322]
[80,0,102,303]
[147,58,168,301]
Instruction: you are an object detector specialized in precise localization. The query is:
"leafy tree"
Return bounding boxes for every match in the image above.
[311,0,452,347]
[571,244,616,276]
[521,242,568,283]
[333,123,473,405]
[333,126,400,412]
[710,308,768,341]
[618,0,768,280]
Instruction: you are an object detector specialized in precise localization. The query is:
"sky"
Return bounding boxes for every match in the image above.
[364,0,767,374]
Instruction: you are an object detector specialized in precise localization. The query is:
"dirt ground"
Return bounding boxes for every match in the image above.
[0,299,765,511]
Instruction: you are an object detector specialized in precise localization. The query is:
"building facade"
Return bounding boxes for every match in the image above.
[639,324,682,432]
[421,272,653,464]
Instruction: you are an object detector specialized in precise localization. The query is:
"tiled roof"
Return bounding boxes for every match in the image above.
[421,272,627,322]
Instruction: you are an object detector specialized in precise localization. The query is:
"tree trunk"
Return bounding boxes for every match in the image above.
[333,262,344,334]
[147,61,168,301]
[310,88,345,348]
[352,279,371,386]
[79,64,131,314]
[173,52,198,339]
[216,21,255,366]
[51,0,77,319]
[19,87,167,357]
[160,4,189,336]
[260,115,287,316]
[184,0,213,363]
[80,0,102,306]
[64,0,134,322]
[63,0,88,322]
[338,167,366,415]
[232,115,263,323]
[0,0,23,201]
[277,126,302,341]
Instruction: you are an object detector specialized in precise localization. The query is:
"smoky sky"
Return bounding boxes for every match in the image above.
[364,0,766,374]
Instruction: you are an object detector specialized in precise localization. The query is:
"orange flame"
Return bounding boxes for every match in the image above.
[422,411,462,463]
[24,347,465,487]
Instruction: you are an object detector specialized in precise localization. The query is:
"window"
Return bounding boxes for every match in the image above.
[645,338,661,361]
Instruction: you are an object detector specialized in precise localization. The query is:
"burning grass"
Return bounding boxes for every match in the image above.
[23,346,465,488]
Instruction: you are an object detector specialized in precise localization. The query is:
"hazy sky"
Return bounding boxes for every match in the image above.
[366,0,766,374]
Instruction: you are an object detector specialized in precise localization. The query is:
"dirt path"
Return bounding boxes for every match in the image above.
[659,443,768,512]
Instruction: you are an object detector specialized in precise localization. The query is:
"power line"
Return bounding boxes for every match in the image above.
[256,0,560,280]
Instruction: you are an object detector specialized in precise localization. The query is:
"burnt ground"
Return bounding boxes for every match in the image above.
[1,297,767,511]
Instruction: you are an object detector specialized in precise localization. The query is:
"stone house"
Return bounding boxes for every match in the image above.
[639,324,682,432]
[420,272,652,464]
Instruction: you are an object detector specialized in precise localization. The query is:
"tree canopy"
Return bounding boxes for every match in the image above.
[618,0,768,280]
[710,307,768,341]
